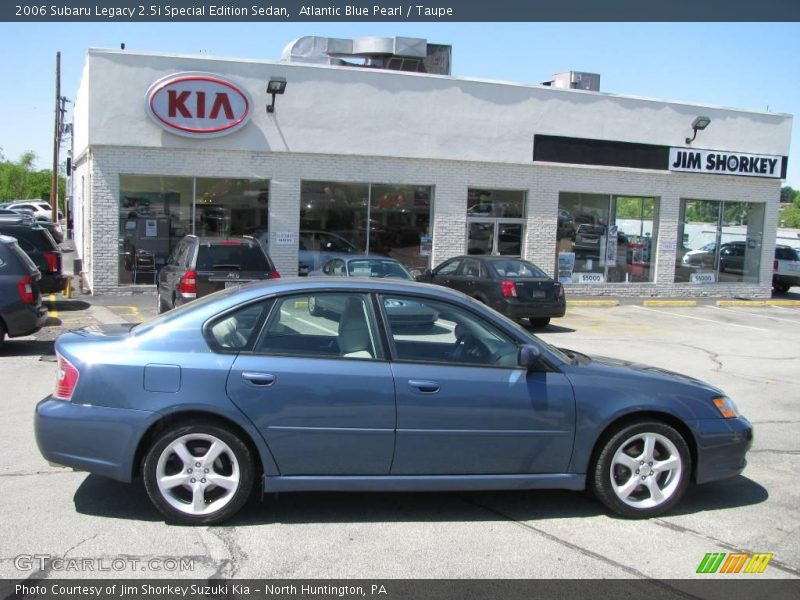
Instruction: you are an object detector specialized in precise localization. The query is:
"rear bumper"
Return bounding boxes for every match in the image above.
[35,397,158,482]
[3,303,47,337]
[40,274,68,294]
[694,416,753,484]
[495,299,567,320]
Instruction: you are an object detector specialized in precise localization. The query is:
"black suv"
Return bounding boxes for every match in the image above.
[0,218,67,293]
[156,235,280,312]
[0,235,47,348]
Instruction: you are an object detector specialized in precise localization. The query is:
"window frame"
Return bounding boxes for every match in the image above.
[251,291,386,361]
[375,293,527,370]
[202,298,273,354]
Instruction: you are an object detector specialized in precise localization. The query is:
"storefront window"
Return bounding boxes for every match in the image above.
[119,176,193,285]
[196,178,269,240]
[299,181,432,275]
[556,192,658,284]
[675,199,764,284]
[466,189,526,257]
[118,176,268,286]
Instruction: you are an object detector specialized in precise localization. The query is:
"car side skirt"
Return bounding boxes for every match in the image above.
[263,473,585,493]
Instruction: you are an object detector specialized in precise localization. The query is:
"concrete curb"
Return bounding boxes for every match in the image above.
[567,300,619,307]
[716,299,800,307]
[643,300,698,307]
[566,298,800,308]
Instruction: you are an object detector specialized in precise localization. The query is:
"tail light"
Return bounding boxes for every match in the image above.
[270,269,281,279]
[557,284,565,298]
[500,281,518,298]
[17,275,36,304]
[43,251,59,273]
[54,353,80,401]
[178,269,197,297]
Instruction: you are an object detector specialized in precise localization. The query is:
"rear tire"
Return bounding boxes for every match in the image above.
[529,318,550,329]
[0,320,6,350]
[773,282,790,294]
[591,420,691,519]
[143,420,255,525]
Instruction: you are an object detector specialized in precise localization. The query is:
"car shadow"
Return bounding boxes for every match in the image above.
[42,299,91,312]
[534,324,575,334]
[72,473,767,526]
[0,339,55,357]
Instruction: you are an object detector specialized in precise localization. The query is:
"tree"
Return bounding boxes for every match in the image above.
[780,186,799,205]
[0,151,65,209]
[778,204,800,228]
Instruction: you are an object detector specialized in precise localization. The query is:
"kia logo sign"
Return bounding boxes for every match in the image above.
[145,72,252,138]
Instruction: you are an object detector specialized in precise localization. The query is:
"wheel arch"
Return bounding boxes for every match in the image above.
[131,409,276,483]
[585,411,699,483]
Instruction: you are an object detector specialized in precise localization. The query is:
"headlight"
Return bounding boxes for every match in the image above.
[712,396,739,419]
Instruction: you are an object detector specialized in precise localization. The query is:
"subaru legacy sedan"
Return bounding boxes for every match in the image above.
[36,279,751,525]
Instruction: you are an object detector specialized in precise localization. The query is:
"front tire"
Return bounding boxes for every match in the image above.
[529,317,550,329]
[591,421,691,518]
[143,421,255,525]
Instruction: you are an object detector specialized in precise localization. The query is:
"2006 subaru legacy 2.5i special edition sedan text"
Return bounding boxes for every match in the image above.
[35,279,752,524]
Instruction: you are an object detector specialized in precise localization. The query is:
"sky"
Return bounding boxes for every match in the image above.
[0,22,798,187]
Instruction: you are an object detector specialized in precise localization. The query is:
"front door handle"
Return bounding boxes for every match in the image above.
[242,372,276,387]
[408,379,440,394]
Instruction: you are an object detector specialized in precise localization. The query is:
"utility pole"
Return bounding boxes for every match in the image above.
[50,51,61,223]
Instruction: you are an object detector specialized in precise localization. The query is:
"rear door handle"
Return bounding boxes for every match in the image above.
[241,372,276,387]
[408,380,440,394]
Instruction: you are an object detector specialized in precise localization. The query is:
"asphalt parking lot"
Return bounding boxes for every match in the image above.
[1,294,799,581]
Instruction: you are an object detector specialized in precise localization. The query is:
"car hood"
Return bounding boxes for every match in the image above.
[560,348,725,396]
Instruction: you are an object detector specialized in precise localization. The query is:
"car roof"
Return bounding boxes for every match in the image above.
[445,255,535,263]
[0,234,19,244]
[191,235,258,245]
[344,255,402,263]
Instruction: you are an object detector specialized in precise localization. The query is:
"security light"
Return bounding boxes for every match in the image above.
[686,116,711,145]
[266,78,287,113]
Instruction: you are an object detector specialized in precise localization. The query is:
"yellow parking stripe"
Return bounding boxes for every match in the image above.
[643,300,697,307]
[567,299,619,307]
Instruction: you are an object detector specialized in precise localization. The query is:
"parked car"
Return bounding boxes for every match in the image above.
[681,241,717,268]
[36,278,752,524]
[257,229,358,275]
[314,256,438,328]
[156,235,280,313]
[0,235,48,348]
[4,200,62,221]
[573,224,605,254]
[0,219,67,293]
[0,210,64,244]
[418,256,565,328]
[773,245,800,293]
[719,241,747,273]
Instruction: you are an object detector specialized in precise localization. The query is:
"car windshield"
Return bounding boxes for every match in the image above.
[196,242,270,271]
[490,260,548,278]
[348,259,413,279]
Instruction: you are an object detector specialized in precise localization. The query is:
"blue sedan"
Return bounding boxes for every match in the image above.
[35,279,752,524]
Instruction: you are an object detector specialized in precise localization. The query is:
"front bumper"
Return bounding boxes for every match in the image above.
[694,416,753,484]
[35,397,158,482]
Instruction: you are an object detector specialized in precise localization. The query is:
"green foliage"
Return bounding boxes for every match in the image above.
[0,151,65,209]
[615,197,655,219]
[778,204,800,228]
[780,186,799,206]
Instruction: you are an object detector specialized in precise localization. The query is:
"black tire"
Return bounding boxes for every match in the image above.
[142,420,255,525]
[773,282,790,294]
[590,420,691,519]
[0,319,6,350]
[529,318,551,329]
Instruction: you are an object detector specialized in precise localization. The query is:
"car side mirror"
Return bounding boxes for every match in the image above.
[518,344,542,370]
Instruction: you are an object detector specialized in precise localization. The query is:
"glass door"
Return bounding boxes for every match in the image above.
[467,221,523,256]
[467,221,495,255]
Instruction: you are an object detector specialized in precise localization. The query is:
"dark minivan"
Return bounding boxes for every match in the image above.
[157,235,280,312]
[0,218,67,294]
[0,235,47,348]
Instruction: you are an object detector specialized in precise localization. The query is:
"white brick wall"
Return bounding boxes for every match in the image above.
[83,145,780,298]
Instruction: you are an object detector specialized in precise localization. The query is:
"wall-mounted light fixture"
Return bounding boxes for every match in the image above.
[266,78,287,113]
[685,116,711,145]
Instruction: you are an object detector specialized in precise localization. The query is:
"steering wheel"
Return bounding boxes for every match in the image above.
[450,332,490,363]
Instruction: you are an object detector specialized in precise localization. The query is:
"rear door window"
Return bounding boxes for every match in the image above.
[206,301,271,352]
[9,242,39,274]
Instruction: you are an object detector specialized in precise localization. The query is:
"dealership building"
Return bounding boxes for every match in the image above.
[70,37,793,296]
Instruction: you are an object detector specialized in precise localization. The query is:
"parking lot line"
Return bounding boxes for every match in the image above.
[630,305,768,332]
[705,305,800,325]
